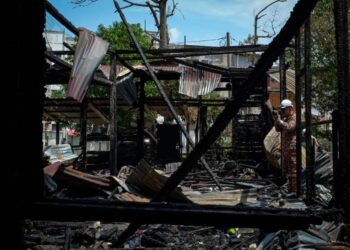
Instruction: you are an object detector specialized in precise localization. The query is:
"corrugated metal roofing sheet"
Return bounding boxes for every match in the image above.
[179,66,221,98]
[67,29,109,102]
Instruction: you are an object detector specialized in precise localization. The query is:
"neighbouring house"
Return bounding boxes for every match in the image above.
[267,67,296,108]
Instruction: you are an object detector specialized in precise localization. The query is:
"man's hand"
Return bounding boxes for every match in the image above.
[272,110,280,120]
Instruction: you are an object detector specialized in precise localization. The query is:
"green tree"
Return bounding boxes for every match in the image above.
[96,21,151,64]
[309,0,338,113]
[286,0,350,113]
[87,21,152,98]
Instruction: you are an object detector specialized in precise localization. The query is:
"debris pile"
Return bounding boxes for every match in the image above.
[24,145,349,249]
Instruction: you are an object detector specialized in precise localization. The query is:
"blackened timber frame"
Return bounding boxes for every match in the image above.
[333,0,350,222]
[109,55,118,175]
[114,0,320,245]
[295,30,303,196]
[15,0,350,244]
[304,17,315,204]
[26,199,323,229]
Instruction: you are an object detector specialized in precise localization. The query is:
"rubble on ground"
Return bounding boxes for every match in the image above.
[25,150,349,249]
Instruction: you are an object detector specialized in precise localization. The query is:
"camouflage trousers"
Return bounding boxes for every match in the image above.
[283,142,297,193]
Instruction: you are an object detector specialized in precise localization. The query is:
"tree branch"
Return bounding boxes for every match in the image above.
[147,1,160,29]
[70,0,98,7]
[121,0,156,8]
[166,0,177,17]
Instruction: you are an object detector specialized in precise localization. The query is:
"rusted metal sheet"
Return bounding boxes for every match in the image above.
[179,66,222,98]
[67,29,109,102]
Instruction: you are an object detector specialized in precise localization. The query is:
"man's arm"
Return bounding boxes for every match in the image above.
[276,117,296,132]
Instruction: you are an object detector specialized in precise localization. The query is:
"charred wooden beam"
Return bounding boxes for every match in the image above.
[279,52,287,100]
[113,0,222,191]
[137,79,146,161]
[333,0,350,222]
[50,50,75,56]
[26,199,323,229]
[120,50,266,61]
[115,0,319,245]
[170,58,227,75]
[109,55,118,175]
[45,0,79,36]
[80,99,87,170]
[304,17,315,204]
[56,122,60,145]
[295,30,302,196]
[88,102,109,123]
[332,110,339,203]
[115,44,268,55]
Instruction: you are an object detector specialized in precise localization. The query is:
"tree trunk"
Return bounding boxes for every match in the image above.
[159,0,169,48]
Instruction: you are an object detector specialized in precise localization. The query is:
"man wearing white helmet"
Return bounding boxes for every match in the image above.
[273,99,297,192]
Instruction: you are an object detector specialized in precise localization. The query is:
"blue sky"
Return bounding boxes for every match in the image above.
[47,0,297,46]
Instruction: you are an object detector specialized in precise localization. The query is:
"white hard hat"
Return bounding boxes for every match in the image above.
[280,99,293,109]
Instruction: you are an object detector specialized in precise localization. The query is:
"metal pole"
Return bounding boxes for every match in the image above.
[304,17,315,204]
[295,30,302,196]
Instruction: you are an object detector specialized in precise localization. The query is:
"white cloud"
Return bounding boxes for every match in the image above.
[169,27,180,43]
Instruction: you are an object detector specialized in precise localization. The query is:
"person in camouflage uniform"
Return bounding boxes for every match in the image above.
[273,99,297,193]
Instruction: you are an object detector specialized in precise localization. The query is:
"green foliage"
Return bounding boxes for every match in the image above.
[309,0,338,113]
[144,80,181,98]
[287,0,350,113]
[117,109,136,127]
[96,22,151,64]
[86,85,109,98]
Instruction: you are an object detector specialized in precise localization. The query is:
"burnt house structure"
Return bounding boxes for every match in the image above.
[5,0,350,248]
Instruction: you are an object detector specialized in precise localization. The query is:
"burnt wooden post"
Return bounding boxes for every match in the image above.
[186,121,190,154]
[195,107,199,145]
[332,110,339,202]
[279,52,286,178]
[80,98,87,170]
[304,17,315,204]
[279,52,287,100]
[333,0,350,222]
[231,81,235,156]
[114,0,319,245]
[113,0,222,191]
[295,30,303,196]
[137,79,145,161]
[56,122,60,145]
[109,55,118,175]
[200,105,208,140]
